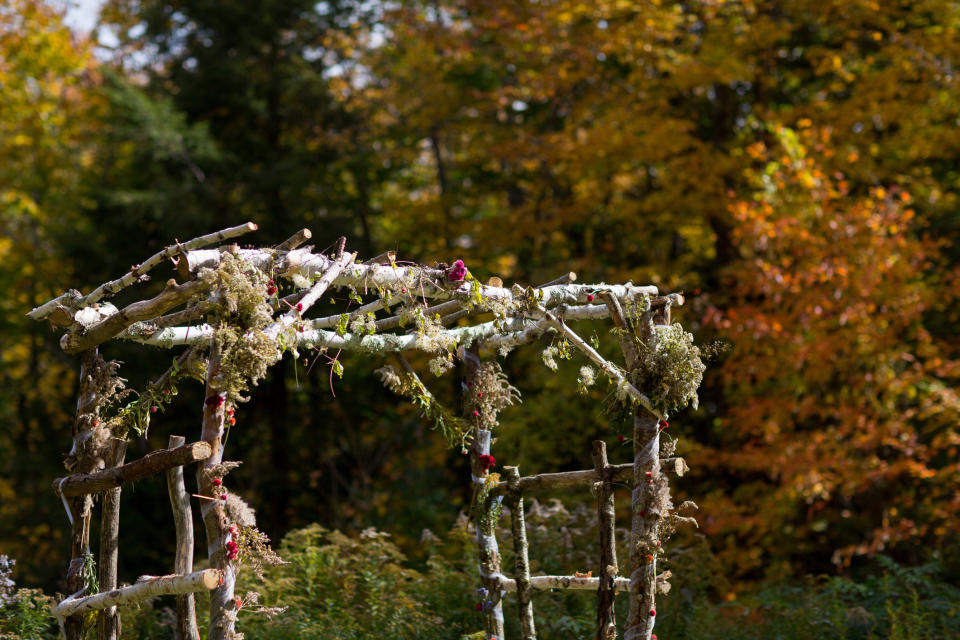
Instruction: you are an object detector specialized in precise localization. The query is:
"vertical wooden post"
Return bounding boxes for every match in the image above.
[97,437,127,640]
[167,435,200,640]
[64,349,100,640]
[601,295,662,640]
[465,349,505,640]
[506,466,536,640]
[592,440,618,640]
[624,412,660,640]
[196,343,236,640]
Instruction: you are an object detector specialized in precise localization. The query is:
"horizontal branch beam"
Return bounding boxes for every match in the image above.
[121,303,611,351]
[30,222,257,322]
[54,442,212,497]
[499,575,631,592]
[184,247,657,306]
[60,279,209,354]
[491,458,686,496]
[53,569,221,619]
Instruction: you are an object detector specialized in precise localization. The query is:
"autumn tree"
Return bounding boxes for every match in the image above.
[0,0,102,585]
[700,125,960,578]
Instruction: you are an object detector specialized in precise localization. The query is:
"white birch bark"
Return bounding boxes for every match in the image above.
[53,570,220,619]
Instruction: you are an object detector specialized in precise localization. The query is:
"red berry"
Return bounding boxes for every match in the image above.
[226,540,237,550]
[229,417,237,425]
[638,510,646,516]
[656,540,661,547]
[475,603,483,611]
[617,434,625,443]
[92,420,99,427]
[652,635,657,640]
[659,419,669,430]
[150,405,158,413]
[477,392,483,398]
[649,609,656,616]
[645,471,653,478]
[647,554,653,561]
[227,407,234,416]
[268,279,275,286]
[235,597,243,609]
[586,293,595,302]
[229,524,238,535]
[266,285,277,295]
[212,478,222,486]
[220,494,227,501]
[401,288,407,294]
[298,325,305,332]
[296,303,303,312]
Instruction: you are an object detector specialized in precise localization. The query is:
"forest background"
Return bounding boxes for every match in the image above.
[2,1,960,638]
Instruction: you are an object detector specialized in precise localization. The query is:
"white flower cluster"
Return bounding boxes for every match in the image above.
[541,345,559,371]
[577,365,596,388]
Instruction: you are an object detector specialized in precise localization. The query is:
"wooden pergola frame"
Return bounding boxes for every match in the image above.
[29,223,700,640]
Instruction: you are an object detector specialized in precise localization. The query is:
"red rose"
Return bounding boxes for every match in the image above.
[478,454,496,470]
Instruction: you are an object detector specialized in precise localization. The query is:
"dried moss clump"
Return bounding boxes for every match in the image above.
[631,323,705,414]
[200,252,281,402]
[465,361,520,429]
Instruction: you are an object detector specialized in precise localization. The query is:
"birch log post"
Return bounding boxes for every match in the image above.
[592,441,618,640]
[506,467,536,640]
[167,435,200,640]
[465,350,505,640]
[63,349,101,640]
[196,343,237,640]
[619,309,662,640]
[97,436,127,640]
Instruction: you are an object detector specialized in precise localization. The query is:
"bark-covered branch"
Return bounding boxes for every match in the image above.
[121,303,609,351]
[506,466,537,640]
[534,304,662,419]
[184,247,657,306]
[53,570,221,619]
[593,440,618,640]
[490,458,685,496]
[54,442,212,497]
[60,279,209,354]
[263,252,356,339]
[30,222,257,322]
[499,575,631,592]
[167,435,200,640]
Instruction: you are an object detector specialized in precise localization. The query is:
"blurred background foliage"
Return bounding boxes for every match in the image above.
[2,0,959,637]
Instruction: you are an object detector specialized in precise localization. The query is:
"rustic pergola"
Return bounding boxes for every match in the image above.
[28,223,702,640]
